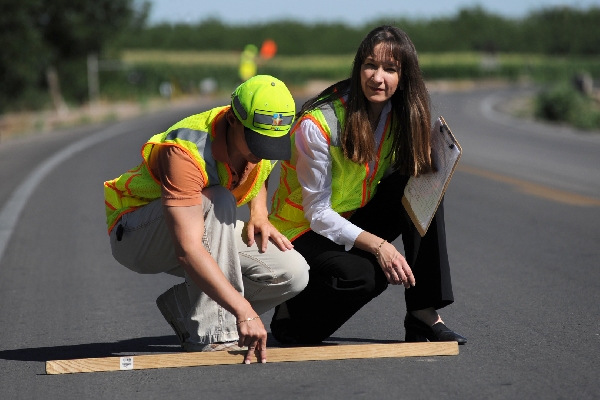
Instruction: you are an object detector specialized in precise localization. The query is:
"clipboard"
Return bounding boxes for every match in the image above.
[401,116,462,237]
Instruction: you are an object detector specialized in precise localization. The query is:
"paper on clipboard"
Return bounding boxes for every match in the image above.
[401,116,461,237]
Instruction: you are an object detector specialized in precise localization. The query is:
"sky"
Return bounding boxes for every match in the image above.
[145,0,599,25]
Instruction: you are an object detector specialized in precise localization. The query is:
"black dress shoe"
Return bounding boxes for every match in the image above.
[404,313,467,345]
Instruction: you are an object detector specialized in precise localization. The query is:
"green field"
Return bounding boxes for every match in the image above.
[99,50,600,100]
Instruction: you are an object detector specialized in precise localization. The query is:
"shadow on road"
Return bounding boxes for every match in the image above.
[0,334,404,362]
[326,337,402,345]
[0,335,181,362]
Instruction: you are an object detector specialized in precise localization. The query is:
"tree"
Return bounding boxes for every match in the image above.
[0,0,48,111]
[0,0,149,113]
[522,7,600,55]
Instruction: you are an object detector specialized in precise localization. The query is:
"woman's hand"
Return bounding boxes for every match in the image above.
[375,240,415,288]
[236,315,268,364]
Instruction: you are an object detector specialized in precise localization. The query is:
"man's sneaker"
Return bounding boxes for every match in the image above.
[183,341,246,352]
[156,283,190,347]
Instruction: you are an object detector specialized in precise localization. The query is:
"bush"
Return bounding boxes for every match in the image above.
[535,83,600,130]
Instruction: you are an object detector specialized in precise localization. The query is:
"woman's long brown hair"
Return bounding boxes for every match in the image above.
[297,25,433,176]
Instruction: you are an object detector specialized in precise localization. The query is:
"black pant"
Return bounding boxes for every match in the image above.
[282,171,454,343]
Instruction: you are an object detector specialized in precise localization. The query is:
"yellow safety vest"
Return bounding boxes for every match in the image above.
[269,98,396,241]
[104,106,275,234]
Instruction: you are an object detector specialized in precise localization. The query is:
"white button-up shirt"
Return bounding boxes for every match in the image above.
[295,100,392,250]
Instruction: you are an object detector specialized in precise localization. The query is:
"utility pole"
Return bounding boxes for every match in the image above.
[87,53,100,107]
[87,53,125,107]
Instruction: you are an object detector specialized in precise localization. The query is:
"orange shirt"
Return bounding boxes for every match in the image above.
[148,135,258,207]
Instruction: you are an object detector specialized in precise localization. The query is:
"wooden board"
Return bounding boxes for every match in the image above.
[46,342,459,375]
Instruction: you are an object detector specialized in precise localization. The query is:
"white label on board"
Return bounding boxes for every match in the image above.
[120,356,134,370]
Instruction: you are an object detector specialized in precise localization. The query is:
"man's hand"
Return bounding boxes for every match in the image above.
[236,316,268,364]
[246,182,293,252]
[246,214,293,252]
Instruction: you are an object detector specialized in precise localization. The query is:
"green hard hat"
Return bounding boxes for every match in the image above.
[231,75,295,160]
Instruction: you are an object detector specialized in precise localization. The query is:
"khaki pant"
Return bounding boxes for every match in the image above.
[110,185,309,344]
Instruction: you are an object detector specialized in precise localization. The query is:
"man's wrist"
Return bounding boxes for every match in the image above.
[232,301,256,321]
[249,210,269,220]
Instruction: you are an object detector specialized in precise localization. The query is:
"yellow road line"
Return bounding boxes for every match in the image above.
[457,164,600,207]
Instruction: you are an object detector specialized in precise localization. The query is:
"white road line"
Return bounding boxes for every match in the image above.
[0,120,139,263]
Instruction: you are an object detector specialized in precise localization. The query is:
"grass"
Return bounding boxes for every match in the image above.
[117,50,600,87]
[535,83,600,130]
[122,50,242,66]
[121,50,354,69]
[121,50,600,71]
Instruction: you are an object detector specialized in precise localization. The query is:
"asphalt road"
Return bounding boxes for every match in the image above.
[0,87,598,399]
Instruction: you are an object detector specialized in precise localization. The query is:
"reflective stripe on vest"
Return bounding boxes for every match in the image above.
[320,102,342,146]
[104,106,275,234]
[269,98,395,241]
[164,128,220,186]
